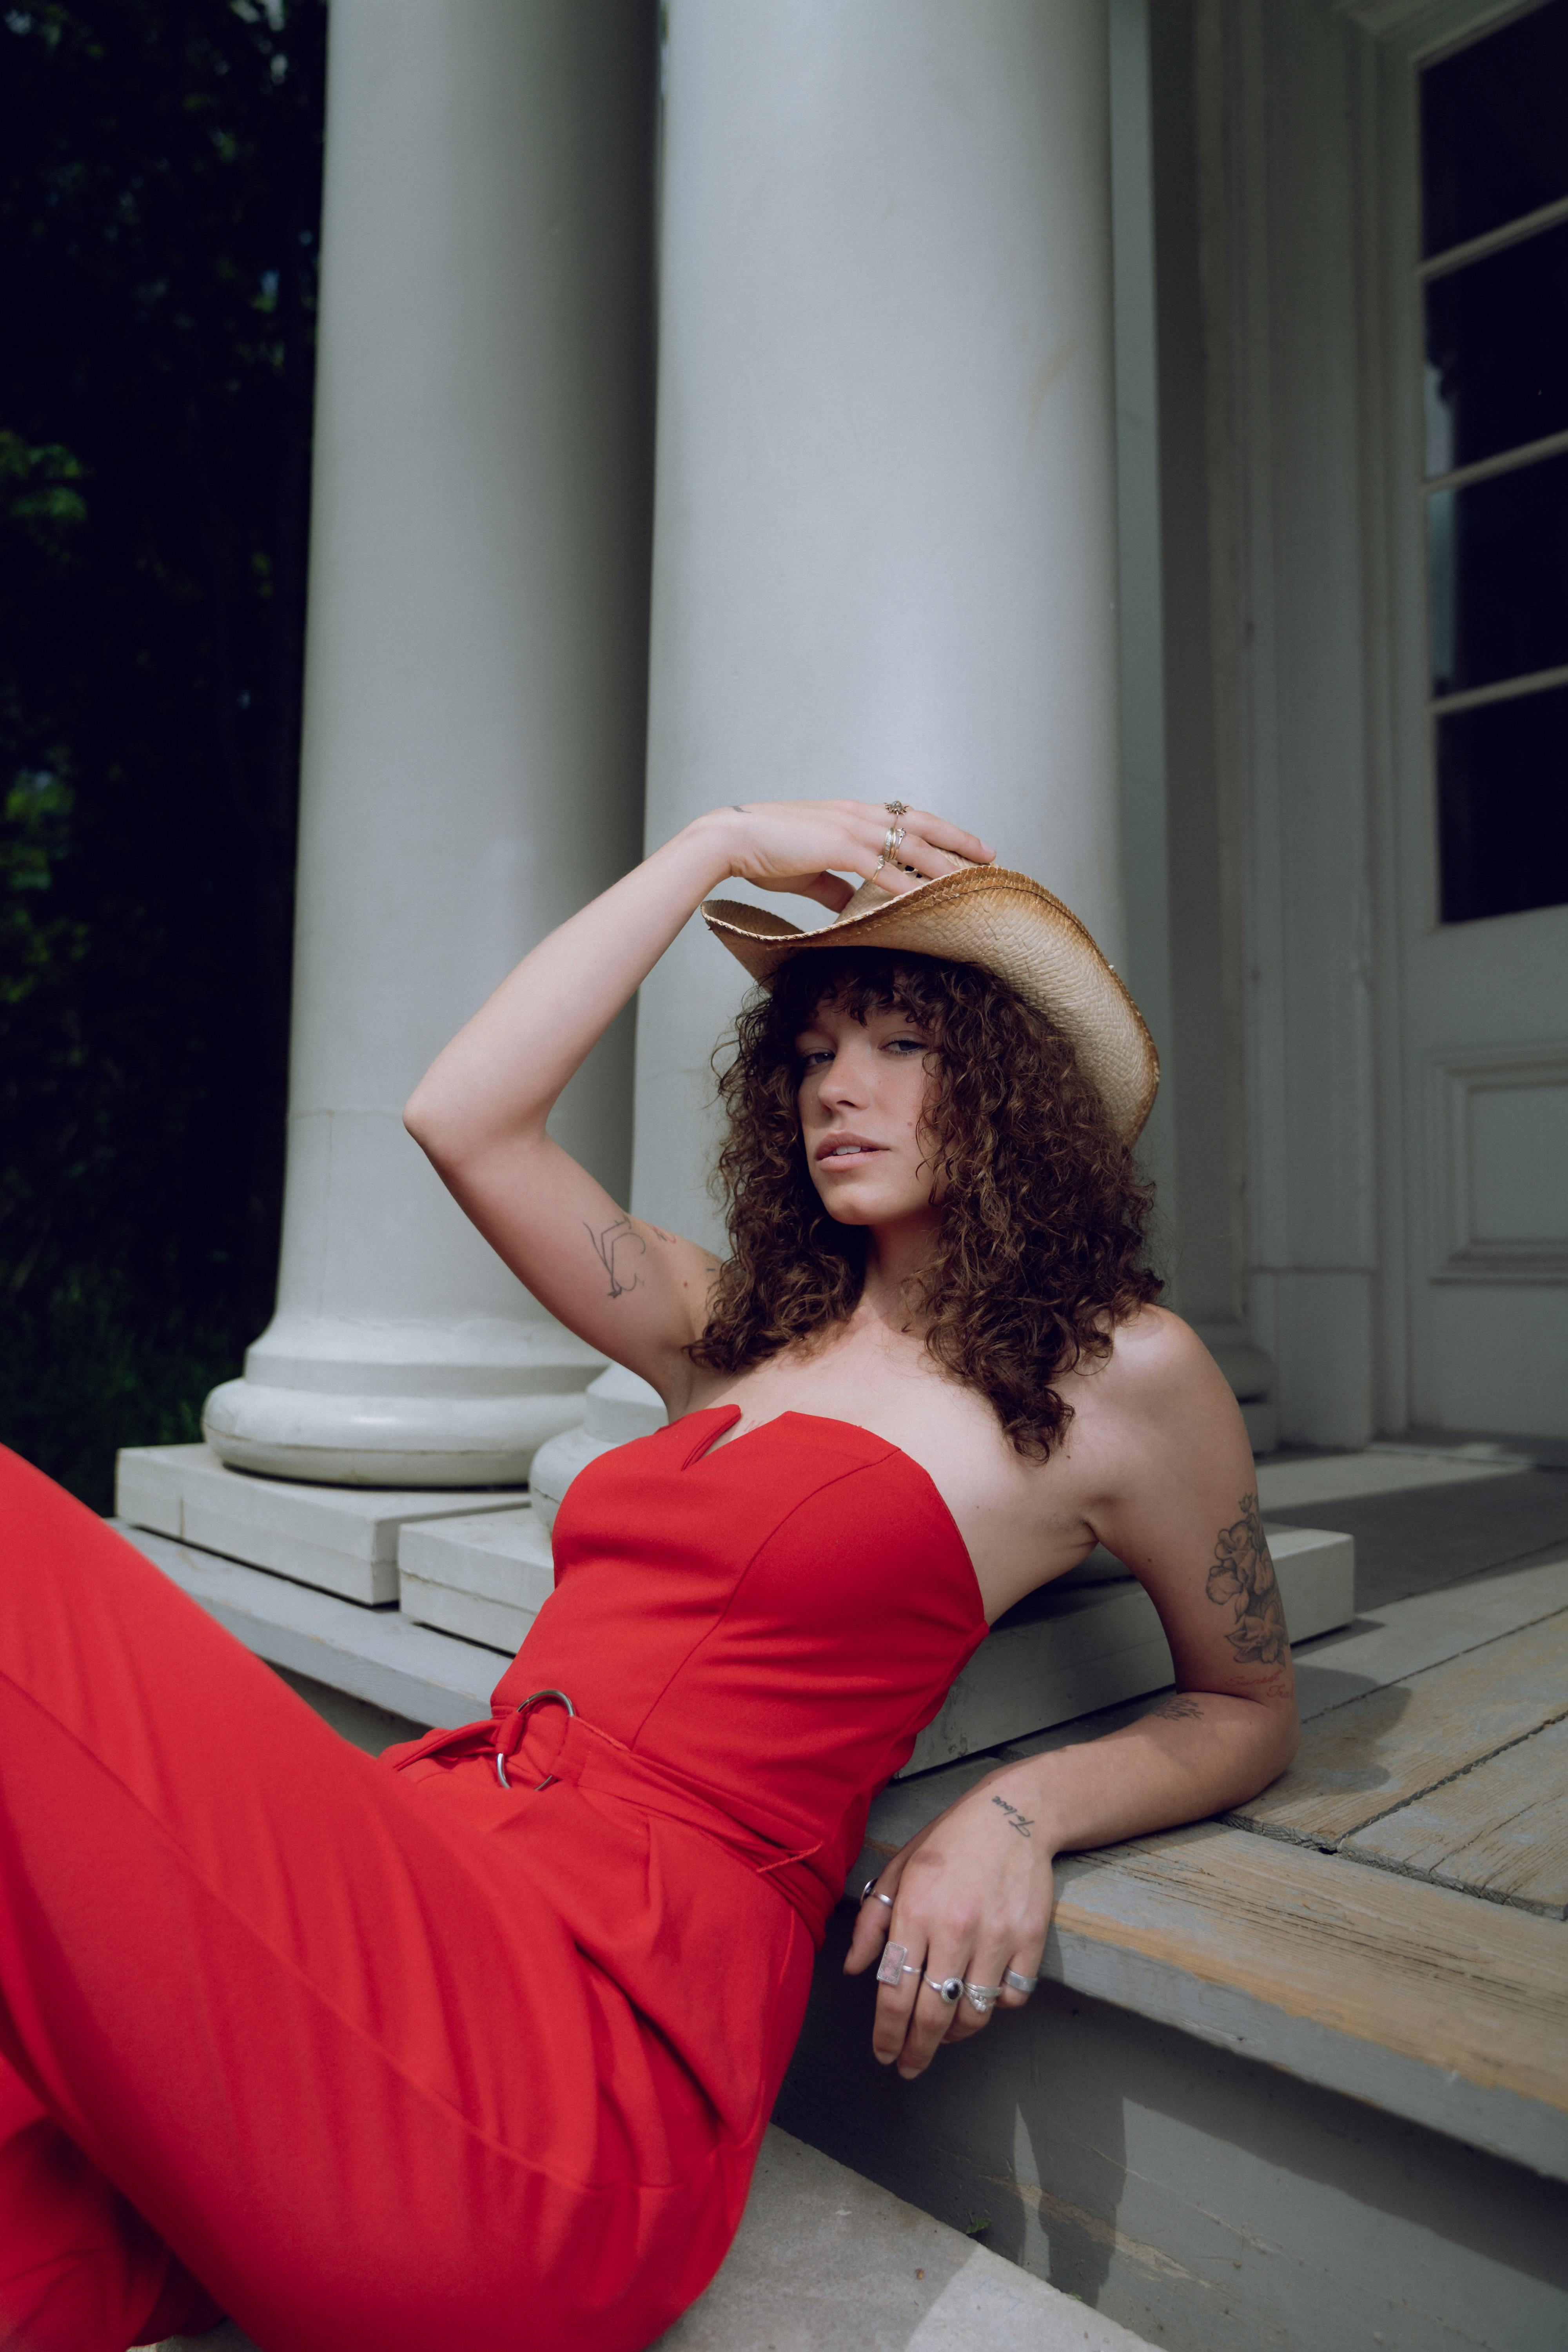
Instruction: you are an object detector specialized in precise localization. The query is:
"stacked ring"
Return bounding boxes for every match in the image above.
[963,1982,1003,2014]
[870,822,906,882]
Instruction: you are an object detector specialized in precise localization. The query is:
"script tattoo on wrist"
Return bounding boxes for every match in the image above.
[991,1795,1034,1839]
[585,1216,646,1299]
[1205,1494,1289,1666]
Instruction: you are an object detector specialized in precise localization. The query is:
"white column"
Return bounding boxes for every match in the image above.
[204,0,655,1486]
[632,0,1123,1247]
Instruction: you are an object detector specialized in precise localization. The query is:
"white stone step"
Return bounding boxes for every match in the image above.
[907,1522,1354,1771]
[116,1443,528,1606]
[141,2126,1155,2352]
[116,1523,499,1728]
[398,1498,555,1648]
[395,1506,1355,1773]
[119,1503,1350,1781]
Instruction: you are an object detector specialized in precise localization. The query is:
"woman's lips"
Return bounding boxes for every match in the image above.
[815,1137,885,1165]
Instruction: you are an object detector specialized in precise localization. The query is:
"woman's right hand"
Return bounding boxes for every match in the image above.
[707,800,996,914]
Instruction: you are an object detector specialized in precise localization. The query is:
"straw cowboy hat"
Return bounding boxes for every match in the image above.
[701,857,1160,1145]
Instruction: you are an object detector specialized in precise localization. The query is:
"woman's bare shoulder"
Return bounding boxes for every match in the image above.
[1101,1304,1221,1379]
[1083,1307,1237,1437]
[1068,1307,1253,1523]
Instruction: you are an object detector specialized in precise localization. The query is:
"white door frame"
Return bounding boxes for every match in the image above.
[1348,0,1568,1435]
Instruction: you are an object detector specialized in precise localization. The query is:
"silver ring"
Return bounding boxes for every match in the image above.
[1003,1969,1038,1995]
[495,1687,575,1791]
[927,1975,964,2005]
[884,799,909,818]
[879,823,906,865]
[964,1982,1002,2013]
[860,1880,895,1910]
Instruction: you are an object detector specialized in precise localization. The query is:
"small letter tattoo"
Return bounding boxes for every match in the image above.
[991,1795,1034,1840]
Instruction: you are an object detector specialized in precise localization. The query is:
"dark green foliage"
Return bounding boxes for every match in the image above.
[0,1,326,1507]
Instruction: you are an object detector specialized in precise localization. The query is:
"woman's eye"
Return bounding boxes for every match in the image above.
[887,1037,927,1054]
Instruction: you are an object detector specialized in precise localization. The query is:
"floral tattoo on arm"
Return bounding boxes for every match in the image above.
[1205,1494,1289,1665]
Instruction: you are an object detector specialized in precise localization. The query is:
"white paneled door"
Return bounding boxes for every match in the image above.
[1376,0,1568,1437]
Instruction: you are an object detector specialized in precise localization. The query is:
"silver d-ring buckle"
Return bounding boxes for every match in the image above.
[495,1688,575,1790]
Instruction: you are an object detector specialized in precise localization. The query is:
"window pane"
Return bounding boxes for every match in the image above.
[1437,682,1568,922]
[1428,449,1568,695]
[1421,0,1568,259]
[1425,219,1568,474]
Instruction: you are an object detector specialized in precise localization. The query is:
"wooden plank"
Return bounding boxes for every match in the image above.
[1342,1714,1568,1919]
[1051,1824,1568,2118]
[1291,1554,1568,1721]
[1232,1612,1568,1847]
[848,1810,1568,2178]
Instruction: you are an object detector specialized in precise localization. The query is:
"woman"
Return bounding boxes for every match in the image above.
[0,800,1294,2352]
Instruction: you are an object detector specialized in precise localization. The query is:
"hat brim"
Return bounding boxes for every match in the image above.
[700,866,1159,1145]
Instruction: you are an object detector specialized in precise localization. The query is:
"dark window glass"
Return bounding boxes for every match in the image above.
[1425,219,1568,472]
[1421,0,1568,258]
[1428,448,1568,694]
[1437,682,1568,920]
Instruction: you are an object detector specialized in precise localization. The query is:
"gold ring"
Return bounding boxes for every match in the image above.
[884,799,909,818]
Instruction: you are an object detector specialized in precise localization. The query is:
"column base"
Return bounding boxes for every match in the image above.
[202,1312,604,1488]
[527,1363,666,1528]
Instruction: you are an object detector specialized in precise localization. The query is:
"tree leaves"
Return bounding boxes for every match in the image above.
[0,1,327,1504]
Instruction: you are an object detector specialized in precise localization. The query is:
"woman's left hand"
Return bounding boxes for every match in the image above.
[843,1765,1055,2078]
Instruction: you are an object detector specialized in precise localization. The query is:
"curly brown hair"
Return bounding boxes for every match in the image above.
[689,947,1161,1458]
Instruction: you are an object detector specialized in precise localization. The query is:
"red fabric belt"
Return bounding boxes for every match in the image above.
[388,1702,838,1946]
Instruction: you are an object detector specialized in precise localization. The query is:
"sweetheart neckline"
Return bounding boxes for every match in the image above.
[671,1405,992,1631]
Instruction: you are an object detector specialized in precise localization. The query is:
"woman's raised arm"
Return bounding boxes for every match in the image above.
[403,800,993,1407]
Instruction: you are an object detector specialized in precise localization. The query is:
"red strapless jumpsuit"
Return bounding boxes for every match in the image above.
[0,1410,985,2352]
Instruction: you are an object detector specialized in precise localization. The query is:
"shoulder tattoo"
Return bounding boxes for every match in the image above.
[1205,1493,1289,1665]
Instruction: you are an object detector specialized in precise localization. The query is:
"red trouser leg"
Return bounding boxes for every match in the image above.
[0,2044,222,2347]
[0,1447,677,2352]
